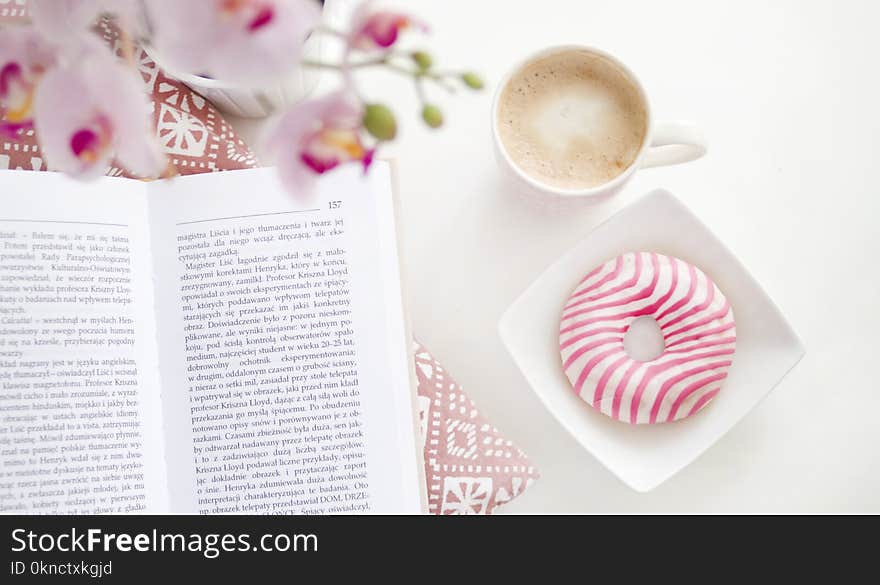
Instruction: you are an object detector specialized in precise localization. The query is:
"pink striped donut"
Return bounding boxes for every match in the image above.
[559,252,736,424]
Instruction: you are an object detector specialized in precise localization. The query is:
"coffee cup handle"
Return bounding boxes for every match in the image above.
[641,122,707,168]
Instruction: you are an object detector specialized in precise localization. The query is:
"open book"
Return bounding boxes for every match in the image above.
[0,163,425,514]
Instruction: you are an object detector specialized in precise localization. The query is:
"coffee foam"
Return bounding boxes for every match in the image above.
[498,50,648,190]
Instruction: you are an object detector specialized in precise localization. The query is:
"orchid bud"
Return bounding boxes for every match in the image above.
[412,51,433,71]
[461,72,484,90]
[363,104,397,141]
[421,104,443,129]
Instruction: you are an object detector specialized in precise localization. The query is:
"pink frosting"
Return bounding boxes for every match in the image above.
[559,252,737,424]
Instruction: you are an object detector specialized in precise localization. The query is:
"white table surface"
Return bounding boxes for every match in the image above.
[230,0,880,513]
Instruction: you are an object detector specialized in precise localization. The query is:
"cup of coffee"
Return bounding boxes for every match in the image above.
[492,45,706,202]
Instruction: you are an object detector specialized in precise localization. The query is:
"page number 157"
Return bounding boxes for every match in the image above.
[329,200,342,209]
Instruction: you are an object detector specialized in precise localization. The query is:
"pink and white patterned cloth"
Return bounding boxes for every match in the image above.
[414,342,538,514]
[0,4,538,514]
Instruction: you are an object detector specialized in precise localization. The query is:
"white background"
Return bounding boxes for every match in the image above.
[232,0,880,512]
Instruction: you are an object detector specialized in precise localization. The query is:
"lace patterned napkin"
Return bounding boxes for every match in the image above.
[414,342,538,514]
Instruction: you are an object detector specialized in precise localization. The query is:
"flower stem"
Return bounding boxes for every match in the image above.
[414,77,427,105]
[300,56,459,102]
[301,58,386,70]
[384,62,457,93]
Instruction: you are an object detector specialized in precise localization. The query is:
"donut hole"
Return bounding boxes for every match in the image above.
[623,316,665,362]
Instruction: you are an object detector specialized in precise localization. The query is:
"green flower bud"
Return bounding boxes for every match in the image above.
[421,104,443,129]
[363,104,397,141]
[461,72,484,90]
[412,51,433,71]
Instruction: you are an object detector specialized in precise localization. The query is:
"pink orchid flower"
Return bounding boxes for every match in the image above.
[0,28,56,138]
[265,90,374,195]
[33,47,165,179]
[349,1,427,51]
[146,0,321,86]
[29,0,143,44]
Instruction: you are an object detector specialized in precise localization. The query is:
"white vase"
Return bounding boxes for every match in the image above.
[142,32,323,118]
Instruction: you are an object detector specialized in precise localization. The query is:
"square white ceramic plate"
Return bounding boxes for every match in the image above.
[499,190,805,492]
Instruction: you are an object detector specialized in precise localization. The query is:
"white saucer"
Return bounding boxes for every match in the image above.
[499,189,805,492]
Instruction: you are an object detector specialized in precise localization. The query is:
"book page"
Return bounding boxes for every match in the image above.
[147,165,423,514]
[0,172,168,514]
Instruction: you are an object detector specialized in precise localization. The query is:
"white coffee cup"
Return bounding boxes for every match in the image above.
[491,45,707,202]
